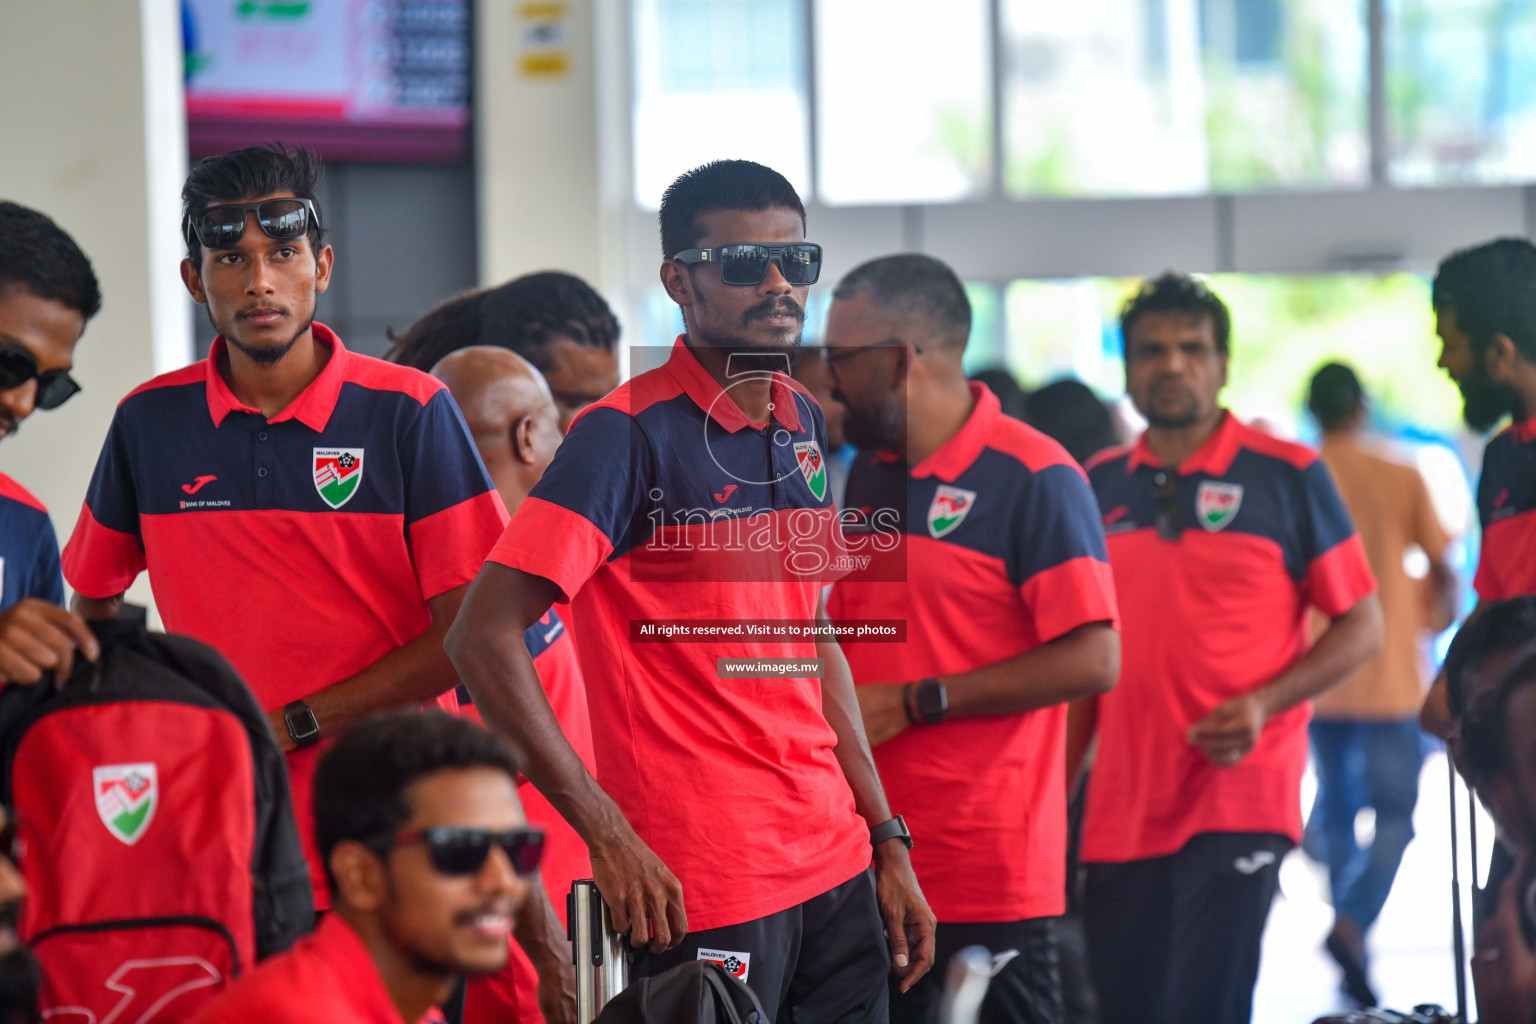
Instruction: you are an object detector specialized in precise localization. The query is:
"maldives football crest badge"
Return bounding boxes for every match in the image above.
[93,763,157,846]
[793,441,827,501]
[928,485,977,538]
[1196,481,1243,532]
[313,448,364,510]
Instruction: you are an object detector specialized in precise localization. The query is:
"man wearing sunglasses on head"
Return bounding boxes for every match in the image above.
[191,710,543,1024]
[449,159,935,1024]
[0,202,103,687]
[57,144,580,1008]
[1073,272,1381,1024]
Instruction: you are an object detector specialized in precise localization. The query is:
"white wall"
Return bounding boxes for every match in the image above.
[0,0,191,615]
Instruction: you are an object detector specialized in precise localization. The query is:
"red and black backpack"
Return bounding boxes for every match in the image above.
[0,614,313,1022]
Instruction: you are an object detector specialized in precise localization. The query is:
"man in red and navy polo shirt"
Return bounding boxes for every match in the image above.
[191,711,540,1024]
[56,147,581,1004]
[821,255,1120,1024]
[433,346,592,1024]
[448,160,935,1024]
[1078,273,1381,1024]
[1434,239,1536,605]
[0,201,103,685]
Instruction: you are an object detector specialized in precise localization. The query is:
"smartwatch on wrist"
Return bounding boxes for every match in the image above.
[283,700,321,749]
[913,677,948,725]
[870,814,914,850]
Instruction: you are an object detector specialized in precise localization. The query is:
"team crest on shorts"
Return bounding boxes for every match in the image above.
[313,448,365,510]
[696,948,750,982]
[928,485,977,538]
[793,441,827,502]
[93,763,158,846]
[1196,481,1243,532]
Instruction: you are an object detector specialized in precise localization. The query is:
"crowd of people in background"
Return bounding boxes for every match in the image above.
[2,142,1536,1024]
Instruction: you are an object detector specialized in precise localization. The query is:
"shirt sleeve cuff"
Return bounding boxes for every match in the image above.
[1018,556,1121,643]
[486,496,613,602]
[1304,535,1378,618]
[408,490,511,601]
[60,503,145,600]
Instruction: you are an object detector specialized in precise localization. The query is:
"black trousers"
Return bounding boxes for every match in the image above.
[631,869,888,1024]
[1084,832,1291,1024]
[889,917,1063,1024]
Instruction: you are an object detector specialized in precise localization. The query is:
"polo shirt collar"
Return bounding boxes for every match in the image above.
[310,913,409,1023]
[205,322,349,432]
[664,336,803,433]
[910,382,999,482]
[1513,410,1536,443]
[1126,409,1243,476]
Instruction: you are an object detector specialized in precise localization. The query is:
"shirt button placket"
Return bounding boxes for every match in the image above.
[255,422,274,507]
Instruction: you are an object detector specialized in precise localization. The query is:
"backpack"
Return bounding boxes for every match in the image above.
[0,615,313,1022]
[595,961,765,1024]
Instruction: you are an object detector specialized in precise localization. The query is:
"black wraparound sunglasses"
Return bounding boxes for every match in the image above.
[372,826,546,877]
[185,197,320,251]
[0,345,80,410]
[671,243,822,286]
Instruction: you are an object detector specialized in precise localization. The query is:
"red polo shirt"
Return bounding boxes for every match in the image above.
[1082,413,1376,863]
[829,384,1119,922]
[61,325,509,904]
[485,337,869,931]
[1475,413,1536,600]
[189,913,411,1024]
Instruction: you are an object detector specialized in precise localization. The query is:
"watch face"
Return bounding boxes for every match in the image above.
[286,707,320,740]
[916,681,947,721]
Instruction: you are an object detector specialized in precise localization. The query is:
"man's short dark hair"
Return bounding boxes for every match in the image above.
[1433,238,1536,363]
[313,710,521,893]
[659,160,806,260]
[1462,645,1536,786]
[1307,362,1365,433]
[0,201,101,321]
[1119,272,1231,357]
[1443,596,1536,721]
[833,253,972,350]
[1026,378,1120,465]
[386,271,620,373]
[181,142,325,263]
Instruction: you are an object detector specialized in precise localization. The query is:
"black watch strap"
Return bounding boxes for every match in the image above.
[283,699,321,749]
[870,814,914,850]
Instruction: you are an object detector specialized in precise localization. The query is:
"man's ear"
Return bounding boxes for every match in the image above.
[511,414,538,466]
[180,258,207,304]
[314,244,335,295]
[330,840,388,912]
[660,259,695,312]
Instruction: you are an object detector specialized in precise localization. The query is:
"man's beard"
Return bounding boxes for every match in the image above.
[209,306,312,367]
[1459,366,1524,433]
[840,393,904,453]
[700,295,806,357]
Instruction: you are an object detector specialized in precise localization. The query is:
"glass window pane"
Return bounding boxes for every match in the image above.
[815,0,992,204]
[1001,0,1368,197]
[631,0,809,209]
[1386,0,1536,186]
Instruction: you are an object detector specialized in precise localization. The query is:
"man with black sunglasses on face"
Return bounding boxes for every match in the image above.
[449,159,935,1024]
[1073,272,1382,1024]
[0,202,103,687]
[60,144,575,1013]
[190,710,544,1024]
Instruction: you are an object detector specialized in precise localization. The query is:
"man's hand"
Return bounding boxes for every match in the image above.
[1188,694,1267,766]
[0,598,100,685]
[265,709,297,754]
[873,844,936,992]
[1472,858,1536,1024]
[856,684,910,748]
[588,827,687,952]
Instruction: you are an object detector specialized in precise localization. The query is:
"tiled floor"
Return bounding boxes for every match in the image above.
[1253,751,1489,1024]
